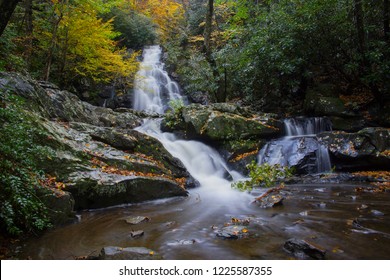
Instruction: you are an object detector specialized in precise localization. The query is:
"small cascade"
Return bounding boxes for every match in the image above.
[284,117,332,136]
[258,117,332,173]
[133,45,184,114]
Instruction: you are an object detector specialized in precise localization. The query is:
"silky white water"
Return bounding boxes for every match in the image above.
[133,45,183,113]
[136,119,249,205]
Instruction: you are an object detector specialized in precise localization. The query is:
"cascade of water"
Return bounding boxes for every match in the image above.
[258,117,332,173]
[133,45,183,114]
[284,117,332,136]
[135,119,246,203]
[133,45,249,206]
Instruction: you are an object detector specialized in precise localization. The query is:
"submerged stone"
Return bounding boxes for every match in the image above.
[283,238,326,260]
[216,225,249,239]
[99,246,162,260]
[167,239,196,246]
[125,216,150,225]
[254,187,286,208]
[130,230,145,238]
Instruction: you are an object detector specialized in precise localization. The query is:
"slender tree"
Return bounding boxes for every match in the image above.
[354,0,366,56]
[23,0,33,66]
[384,0,390,40]
[0,0,21,36]
[203,0,213,61]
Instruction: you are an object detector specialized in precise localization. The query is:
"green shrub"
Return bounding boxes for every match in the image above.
[232,161,294,191]
[164,98,185,129]
[0,92,52,236]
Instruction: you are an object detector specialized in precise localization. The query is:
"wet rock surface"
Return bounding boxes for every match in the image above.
[318,128,390,171]
[130,230,145,238]
[125,216,150,225]
[99,246,162,260]
[283,238,326,260]
[216,225,249,239]
[254,188,286,208]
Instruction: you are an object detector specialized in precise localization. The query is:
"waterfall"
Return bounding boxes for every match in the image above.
[258,117,332,173]
[133,45,184,114]
[133,45,249,207]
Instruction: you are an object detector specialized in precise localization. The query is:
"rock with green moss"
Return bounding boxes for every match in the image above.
[163,103,283,142]
[36,188,76,225]
[65,171,187,209]
[304,86,353,117]
[162,103,281,173]
[0,72,142,128]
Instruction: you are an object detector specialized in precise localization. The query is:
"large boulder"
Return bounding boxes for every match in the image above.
[162,103,282,169]
[304,89,351,117]
[0,72,142,129]
[66,172,187,209]
[318,127,390,171]
[258,136,331,174]
[163,103,282,141]
[304,85,355,118]
[38,120,193,210]
[36,188,76,226]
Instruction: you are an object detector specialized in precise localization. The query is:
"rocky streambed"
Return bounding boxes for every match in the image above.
[18,182,390,260]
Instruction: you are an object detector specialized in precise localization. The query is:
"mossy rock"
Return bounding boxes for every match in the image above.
[305,91,350,117]
[163,103,282,142]
[65,172,188,209]
[37,188,76,226]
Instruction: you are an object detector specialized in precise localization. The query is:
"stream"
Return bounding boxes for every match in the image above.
[19,183,390,259]
[19,46,390,260]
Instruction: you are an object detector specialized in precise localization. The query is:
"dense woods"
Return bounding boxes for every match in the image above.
[165,0,390,115]
[1,0,390,259]
[2,0,390,109]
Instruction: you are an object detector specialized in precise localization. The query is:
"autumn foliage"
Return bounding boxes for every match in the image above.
[128,0,185,40]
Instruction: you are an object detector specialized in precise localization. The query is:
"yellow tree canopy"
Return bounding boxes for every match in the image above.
[62,5,138,82]
[128,0,185,40]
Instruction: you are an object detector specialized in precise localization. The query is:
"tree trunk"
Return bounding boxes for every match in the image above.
[0,0,21,36]
[354,0,366,55]
[203,0,214,61]
[384,0,390,40]
[24,0,33,66]
[44,12,63,81]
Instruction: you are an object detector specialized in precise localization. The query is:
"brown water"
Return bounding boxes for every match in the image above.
[20,183,390,259]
